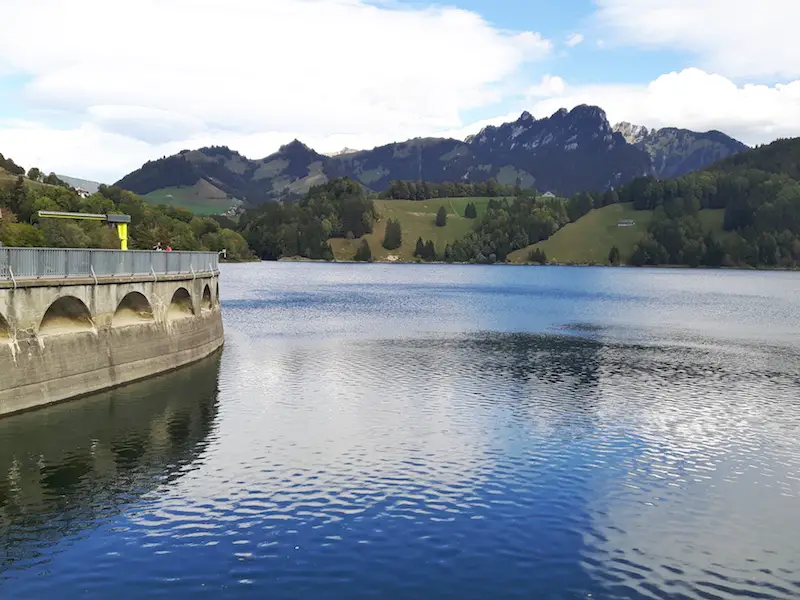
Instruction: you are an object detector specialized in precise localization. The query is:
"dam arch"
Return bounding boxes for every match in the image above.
[201,285,213,312]
[1,247,223,417]
[39,296,94,336]
[168,288,194,320]
[113,292,155,327]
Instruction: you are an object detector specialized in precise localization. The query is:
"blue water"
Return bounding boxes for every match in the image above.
[1,263,800,599]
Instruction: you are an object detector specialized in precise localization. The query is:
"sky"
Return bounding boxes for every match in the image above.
[1,0,799,183]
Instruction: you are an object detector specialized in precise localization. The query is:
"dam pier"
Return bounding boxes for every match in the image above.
[0,247,224,417]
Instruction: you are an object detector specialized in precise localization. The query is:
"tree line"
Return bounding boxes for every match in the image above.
[381,178,518,200]
[446,197,570,263]
[240,178,377,260]
[617,138,800,268]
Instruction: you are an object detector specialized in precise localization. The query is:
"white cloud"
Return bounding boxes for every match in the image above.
[594,0,800,79]
[565,33,584,47]
[0,0,551,180]
[524,68,800,146]
[526,75,567,97]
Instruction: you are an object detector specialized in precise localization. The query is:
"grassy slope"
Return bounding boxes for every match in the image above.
[508,203,726,264]
[145,180,239,215]
[329,197,498,261]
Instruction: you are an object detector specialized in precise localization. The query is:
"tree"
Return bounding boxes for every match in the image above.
[382,218,402,250]
[27,167,42,182]
[43,172,68,187]
[528,248,547,264]
[353,239,372,261]
[608,245,621,266]
[10,175,27,215]
[435,206,448,227]
[423,240,436,260]
[444,244,454,262]
[464,202,477,219]
[414,236,425,257]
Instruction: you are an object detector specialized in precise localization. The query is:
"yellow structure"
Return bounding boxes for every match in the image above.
[37,211,132,250]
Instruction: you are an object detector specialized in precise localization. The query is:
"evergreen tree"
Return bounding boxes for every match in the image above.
[435,206,447,227]
[424,240,436,260]
[10,176,27,215]
[353,238,372,262]
[414,236,425,257]
[528,248,547,264]
[382,218,402,250]
[464,202,477,219]
[608,245,621,266]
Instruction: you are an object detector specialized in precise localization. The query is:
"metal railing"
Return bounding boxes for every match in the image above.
[0,248,219,281]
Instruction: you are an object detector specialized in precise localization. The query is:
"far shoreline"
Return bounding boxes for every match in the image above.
[270,256,800,273]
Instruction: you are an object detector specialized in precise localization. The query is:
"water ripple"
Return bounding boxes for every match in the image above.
[1,263,800,599]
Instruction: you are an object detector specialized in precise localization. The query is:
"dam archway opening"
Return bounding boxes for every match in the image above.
[39,296,94,336]
[113,292,155,327]
[201,285,213,312]
[168,288,194,320]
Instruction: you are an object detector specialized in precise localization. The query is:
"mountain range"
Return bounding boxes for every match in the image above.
[114,105,749,212]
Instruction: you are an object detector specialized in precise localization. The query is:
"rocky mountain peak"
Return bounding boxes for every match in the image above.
[279,139,312,153]
[324,147,362,158]
[519,110,534,122]
[569,104,607,120]
[613,122,652,145]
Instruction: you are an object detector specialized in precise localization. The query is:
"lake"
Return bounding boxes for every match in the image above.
[1,263,799,599]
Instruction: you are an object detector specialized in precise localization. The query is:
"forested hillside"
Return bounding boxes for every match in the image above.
[0,155,252,260]
[620,138,800,267]
[240,178,377,260]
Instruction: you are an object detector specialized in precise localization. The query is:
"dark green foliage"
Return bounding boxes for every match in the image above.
[0,174,252,259]
[242,178,374,260]
[424,240,436,260]
[414,237,425,257]
[413,238,438,261]
[528,248,548,264]
[382,178,515,200]
[27,167,42,182]
[211,214,238,230]
[382,218,402,250]
[449,195,569,263]
[619,138,800,268]
[608,245,621,266]
[464,202,477,219]
[43,172,71,188]
[353,239,372,262]
[567,192,595,222]
[0,153,25,176]
[10,176,26,215]
[435,206,447,227]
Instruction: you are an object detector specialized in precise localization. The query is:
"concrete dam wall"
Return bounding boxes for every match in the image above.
[0,249,224,417]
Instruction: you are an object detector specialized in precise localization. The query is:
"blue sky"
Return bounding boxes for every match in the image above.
[0,0,798,182]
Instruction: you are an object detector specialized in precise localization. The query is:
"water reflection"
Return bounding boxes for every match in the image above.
[0,352,221,574]
[2,263,800,600]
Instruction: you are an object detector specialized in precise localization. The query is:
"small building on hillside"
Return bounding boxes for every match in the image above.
[617,219,635,227]
[541,191,556,198]
[75,187,90,198]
